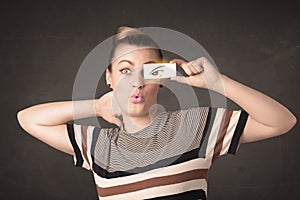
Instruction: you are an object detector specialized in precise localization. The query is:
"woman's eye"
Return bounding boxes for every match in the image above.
[119,68,131,74]
[150,69,164,77]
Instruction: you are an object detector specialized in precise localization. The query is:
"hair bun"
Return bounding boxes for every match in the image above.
[108,25,162,66]
[114,26,146,42]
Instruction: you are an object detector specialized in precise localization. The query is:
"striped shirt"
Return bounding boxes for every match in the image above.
[67,107,248,200]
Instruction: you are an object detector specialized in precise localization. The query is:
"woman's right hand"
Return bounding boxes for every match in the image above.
[95,91,122,127]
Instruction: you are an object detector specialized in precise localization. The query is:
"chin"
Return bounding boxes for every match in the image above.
[129,108,149,117]
[122,104,150,117]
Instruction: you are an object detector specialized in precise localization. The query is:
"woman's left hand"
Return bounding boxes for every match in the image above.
[169,57,222,90]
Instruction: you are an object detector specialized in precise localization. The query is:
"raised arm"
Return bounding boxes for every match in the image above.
[17,100,97,155]
[170,57,297,143]
[216,75,296,143]
[17,91,121,155]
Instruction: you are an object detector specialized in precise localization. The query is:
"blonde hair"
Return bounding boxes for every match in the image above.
[108,26,162,71]
[114,26,147,42]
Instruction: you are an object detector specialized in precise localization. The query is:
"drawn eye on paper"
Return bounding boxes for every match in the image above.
[143,63,176,79]
[150,65,165,77]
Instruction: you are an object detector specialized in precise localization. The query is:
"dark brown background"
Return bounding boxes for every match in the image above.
[1,0,299,199]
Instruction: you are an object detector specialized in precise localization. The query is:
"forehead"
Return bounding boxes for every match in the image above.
[112,44,160,64]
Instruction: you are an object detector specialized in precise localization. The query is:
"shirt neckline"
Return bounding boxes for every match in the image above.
[119,111,167,137]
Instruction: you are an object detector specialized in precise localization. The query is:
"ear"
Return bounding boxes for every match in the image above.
[106,69,112,87]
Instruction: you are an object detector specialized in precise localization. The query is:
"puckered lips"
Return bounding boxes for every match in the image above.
[130,93,144,104]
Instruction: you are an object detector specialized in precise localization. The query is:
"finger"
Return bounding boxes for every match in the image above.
[170,59,195,76]
[112,95,122,115]
[186,62,199,75]
[110,115,122,127]
[190,62,204,74]
[170,76,191,85]
[113,112,121,117]
[169,59,187,66]
[197,57,209,65]
[181,63,194,75]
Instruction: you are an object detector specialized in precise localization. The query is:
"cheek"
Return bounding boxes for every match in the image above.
[146,84,159,95]
[112,76,131,103]
[112,74,129,88]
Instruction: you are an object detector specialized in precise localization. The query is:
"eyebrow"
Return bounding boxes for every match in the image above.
[145,61,157,64]
[118,60,133,65]
[117,60,157,65]
[150,65,165,73]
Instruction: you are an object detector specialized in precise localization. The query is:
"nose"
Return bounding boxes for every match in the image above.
[131,70,145,89]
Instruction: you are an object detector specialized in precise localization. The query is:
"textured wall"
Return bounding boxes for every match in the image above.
[1,0,299,199]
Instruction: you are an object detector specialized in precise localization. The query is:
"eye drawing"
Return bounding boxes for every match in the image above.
[150,65,165,77]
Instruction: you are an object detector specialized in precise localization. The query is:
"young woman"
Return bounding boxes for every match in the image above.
[17,26,297,200]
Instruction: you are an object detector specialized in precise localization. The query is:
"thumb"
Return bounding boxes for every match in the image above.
[170,76,190,85]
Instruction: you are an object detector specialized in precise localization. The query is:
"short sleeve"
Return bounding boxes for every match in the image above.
[213,108,248,159]
[199,107,248,161]
[66,123,96,170]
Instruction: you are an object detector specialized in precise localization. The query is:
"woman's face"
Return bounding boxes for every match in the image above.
[106,44,162,117]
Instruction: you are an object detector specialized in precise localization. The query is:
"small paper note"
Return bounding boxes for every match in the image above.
[143,63,176,79]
